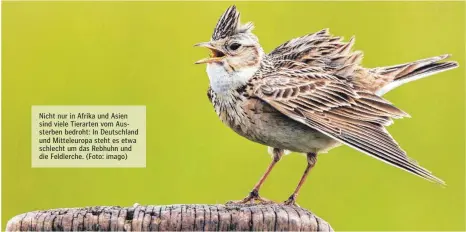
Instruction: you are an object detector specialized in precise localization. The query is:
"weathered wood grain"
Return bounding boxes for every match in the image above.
[6,203,333,231]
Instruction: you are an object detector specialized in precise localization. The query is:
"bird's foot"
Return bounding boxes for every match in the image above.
[226,189,275,205]
[283,194,300,207]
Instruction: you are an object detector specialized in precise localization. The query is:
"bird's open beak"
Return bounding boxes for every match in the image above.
[194,42,226,64]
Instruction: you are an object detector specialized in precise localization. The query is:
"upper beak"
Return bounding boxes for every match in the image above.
[194,42,226,64]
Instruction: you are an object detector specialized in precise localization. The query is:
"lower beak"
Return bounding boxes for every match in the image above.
[194,42,225,64]
[194,57,223,64]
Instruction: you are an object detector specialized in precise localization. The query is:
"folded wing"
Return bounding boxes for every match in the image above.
[248,68,445,185]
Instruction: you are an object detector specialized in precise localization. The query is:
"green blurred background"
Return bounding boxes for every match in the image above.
[2,1,464,230]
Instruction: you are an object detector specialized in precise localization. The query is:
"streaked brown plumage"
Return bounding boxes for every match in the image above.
[195,5,458,205]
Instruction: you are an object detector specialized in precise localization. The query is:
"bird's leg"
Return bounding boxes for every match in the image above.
[227,148,283,204]
[284,152,317,206]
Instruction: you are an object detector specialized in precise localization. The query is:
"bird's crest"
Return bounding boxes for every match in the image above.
[212,5,254,40]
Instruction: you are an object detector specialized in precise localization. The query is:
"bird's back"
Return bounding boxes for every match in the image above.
[268,28,363,78]
[266,28,457,96]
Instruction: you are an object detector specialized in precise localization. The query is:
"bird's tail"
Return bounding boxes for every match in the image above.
[374,54,459,96]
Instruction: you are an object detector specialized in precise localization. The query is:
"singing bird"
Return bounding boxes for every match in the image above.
[194,5,458,205]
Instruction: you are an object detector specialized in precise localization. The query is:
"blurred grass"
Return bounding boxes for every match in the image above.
[2,2,465,230]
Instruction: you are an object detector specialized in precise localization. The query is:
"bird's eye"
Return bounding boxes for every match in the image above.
[229,43,241,51]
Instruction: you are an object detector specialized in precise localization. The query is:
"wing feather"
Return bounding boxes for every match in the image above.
[250,69,444,185]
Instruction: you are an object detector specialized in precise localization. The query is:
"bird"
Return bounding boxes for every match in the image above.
[194,5,458,206]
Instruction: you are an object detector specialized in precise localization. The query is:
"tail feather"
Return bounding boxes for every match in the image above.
[374,54,459,96]
[396,61,458,82]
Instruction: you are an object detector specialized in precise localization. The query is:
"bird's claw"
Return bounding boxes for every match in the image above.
[226,190,276,205]
[283,194,300,207]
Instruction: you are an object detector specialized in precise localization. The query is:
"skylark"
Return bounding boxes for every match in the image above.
[195,5,458,205]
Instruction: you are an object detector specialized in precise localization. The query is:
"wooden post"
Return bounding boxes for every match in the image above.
[6,203,333,231]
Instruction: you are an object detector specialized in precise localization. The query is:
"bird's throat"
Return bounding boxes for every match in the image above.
[206,63,258,95]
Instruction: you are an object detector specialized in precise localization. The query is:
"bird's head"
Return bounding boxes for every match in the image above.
[194,5,264,72]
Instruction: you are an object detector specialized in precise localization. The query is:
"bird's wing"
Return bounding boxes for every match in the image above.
[248,67,445,184]
[268,29,364,80]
